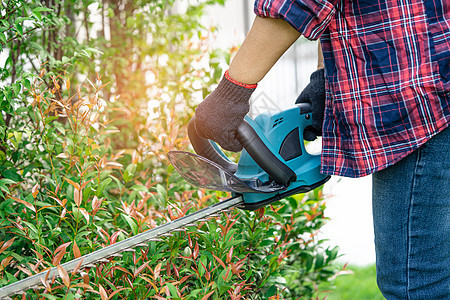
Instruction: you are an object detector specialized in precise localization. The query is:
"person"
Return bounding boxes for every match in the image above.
[194,0,450,299]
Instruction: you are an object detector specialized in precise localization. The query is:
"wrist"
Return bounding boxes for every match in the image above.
[224,70,258,89]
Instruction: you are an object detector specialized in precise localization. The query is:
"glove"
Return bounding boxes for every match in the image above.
[195,70,257,152]
[295,68,325,141]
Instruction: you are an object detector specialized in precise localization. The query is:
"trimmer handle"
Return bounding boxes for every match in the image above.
[188,114,298,187]
[187,116,238,174]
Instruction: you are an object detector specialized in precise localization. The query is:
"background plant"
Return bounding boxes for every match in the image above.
[0,0,341,299]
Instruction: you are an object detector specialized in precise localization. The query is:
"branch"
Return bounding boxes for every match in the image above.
[2,26,39,45]
[2,25,58,47]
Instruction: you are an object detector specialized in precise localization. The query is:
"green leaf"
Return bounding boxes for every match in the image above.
[41,294,59,300]
[130,184,147,192]
[2,169,21,182]
[97,178,112,196]
[0,32,6,45]
[22,78,31,90]
[33,7,53,13]
[14,23,23,36]
[5,272,17,283]
[21,221,39,239]
[123,164,136,183]
[166,283,178,297]
[0,178,16,185]
[121,214,138,235]
[10,252,25,262]
[53,121,65,135]
[32,11,42,21]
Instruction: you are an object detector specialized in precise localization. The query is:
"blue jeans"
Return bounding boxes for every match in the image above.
[372,126,450,299]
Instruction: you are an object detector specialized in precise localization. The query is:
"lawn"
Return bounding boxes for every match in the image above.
[320,264,385,300]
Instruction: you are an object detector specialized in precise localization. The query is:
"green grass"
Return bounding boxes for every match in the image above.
[319,264,385,300]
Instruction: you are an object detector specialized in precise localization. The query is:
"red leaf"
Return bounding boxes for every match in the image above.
[54,242,72,255]
[73,241,81,259]
[72,258,84,275]
[53,242,71,266]
[74,188,83,206]
[201,290,215,300]
[212,254,226,269]
[17,265,32,276]
[79,207,90,224]
[108,287,128,299]
[179,274,193,284]
[111,266,131,276]
[65,178,80,190]
[32,184,39,198]
[99,284,108,300]
[0,237,15,255]
[188,234,193,248]
[172,263,179,278]
[226,246,234,264]
[10,196,36,212]
[53,250,66,266]
[40,277,51,292]
[154,263,162,280]
[57,265,70,288]
[71,282,92,290]
[80,179,93,190]
[193,242,199,259]
[133,261,149,278]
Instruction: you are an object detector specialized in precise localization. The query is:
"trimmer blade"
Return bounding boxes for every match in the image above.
[168,151,285,194]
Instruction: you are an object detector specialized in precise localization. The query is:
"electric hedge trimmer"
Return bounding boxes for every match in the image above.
[0,103,329,298]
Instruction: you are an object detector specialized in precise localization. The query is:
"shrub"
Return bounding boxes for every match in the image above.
[0,1,341,299]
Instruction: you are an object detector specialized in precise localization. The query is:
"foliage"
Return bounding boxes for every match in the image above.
[0,0,340,299]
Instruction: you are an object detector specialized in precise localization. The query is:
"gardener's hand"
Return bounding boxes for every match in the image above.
[194,70,257,152]
[295,68,325,141]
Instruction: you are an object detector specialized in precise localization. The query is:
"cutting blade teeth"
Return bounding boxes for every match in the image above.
[122,248,136,252]
[148,238,162,242]
[135,243,148,247]
[110,253,123,258]
[14,291,26,295]
[84,264,97,268]
[160,233,173,237]
[171,228,185,232]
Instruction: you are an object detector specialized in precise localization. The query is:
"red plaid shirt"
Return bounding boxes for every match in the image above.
[254,0,450,177]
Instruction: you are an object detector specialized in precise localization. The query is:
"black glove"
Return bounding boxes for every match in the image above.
[295,68,325,141]
[195,70,257,152]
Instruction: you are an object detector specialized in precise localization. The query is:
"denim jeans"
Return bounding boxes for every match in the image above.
[372,126,450,299]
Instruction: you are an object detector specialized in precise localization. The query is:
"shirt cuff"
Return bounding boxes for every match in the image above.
[254,0,337,40]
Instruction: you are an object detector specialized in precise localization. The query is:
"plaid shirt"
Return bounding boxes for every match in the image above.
[254,0,449,177]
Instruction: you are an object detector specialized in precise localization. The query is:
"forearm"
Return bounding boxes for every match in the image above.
[317,42,324,69]
[228,16,301,84]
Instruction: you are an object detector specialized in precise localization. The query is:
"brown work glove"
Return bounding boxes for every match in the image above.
[194,70,257,152]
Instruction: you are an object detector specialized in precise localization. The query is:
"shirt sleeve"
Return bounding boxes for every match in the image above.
[254,0,338,40]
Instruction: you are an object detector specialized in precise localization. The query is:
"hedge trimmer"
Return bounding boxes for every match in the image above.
[0,103,329,298]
